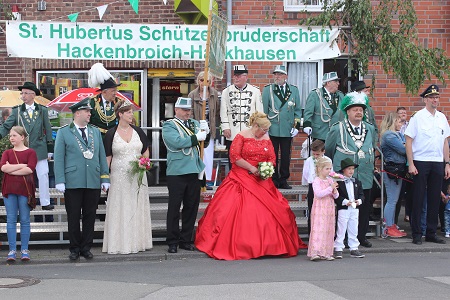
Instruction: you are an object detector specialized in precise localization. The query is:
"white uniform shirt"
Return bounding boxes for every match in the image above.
[404,107,450,162]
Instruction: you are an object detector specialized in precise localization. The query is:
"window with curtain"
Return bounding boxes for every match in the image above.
[287,62,318,109]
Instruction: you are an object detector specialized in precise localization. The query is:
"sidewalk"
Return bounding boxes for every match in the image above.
[2,234,450,265]
[2,211,450,264]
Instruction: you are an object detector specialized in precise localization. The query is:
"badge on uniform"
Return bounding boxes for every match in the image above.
[358,149,365,159]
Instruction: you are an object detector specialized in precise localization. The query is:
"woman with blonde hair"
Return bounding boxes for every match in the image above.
[195,111,307,260]
[0,126,37,261]
[380,111,407,238]
[188,71,219,187]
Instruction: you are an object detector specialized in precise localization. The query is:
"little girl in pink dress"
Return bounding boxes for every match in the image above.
[307,157,339,261]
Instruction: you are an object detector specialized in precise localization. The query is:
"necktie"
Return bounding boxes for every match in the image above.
[80,127,88,144]
[344,177,355,184]
[28,107,33,118]
[355,127,360,135]
[280,85,284,96]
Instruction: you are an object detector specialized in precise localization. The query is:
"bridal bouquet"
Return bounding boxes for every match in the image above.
[130,156,153,188]
[258,162,275,180]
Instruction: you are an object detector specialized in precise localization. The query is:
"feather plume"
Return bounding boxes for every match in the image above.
[88,63,114,88]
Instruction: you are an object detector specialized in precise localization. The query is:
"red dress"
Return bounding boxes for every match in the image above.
[195,134,307,260]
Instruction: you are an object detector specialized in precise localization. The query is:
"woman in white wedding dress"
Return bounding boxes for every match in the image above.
[102,99,153,254]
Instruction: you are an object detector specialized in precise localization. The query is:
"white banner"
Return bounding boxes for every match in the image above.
[6,21,340,62]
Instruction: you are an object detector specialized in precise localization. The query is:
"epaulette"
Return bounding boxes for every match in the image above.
[12,105,20,109]
[60,124,69,129]
[249,84,260,89]
[264,84,271,87]
[330,121,340,127]
[289,83,298,88]
[89,124,100,129]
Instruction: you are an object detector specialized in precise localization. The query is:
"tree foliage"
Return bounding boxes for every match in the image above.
[298,0,450,94]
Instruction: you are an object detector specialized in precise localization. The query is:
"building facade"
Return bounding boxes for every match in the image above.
[0,0,448,184]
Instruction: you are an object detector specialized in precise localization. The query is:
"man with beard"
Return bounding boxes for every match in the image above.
[325,92,377,248]
[262,65,301,189]
[303,72,345,142]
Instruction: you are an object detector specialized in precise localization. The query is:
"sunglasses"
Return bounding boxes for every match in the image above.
[199,79,210,83]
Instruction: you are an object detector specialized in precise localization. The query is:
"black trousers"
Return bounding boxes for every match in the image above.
[358,189,372,242]
[270,136,293,185]
[226,139,233,170]
[166,174,201,245]
[307,183,314,235]
[411,161,444,239]
[64,188,101,253]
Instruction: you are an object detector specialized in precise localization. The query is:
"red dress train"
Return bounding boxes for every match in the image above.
[195,134,307,260]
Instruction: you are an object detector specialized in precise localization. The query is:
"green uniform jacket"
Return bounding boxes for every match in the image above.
[88,95,118,134]
[0,102,53,161]
[262,83,302,137]
[303,87,344,141]
[324,120,376,189]
[162,118,205,176]
[54,123,110,189]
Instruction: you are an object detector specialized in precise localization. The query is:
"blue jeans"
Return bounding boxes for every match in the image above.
[445,201,450,235]
[4,194,31,251]
[383,173,403,226]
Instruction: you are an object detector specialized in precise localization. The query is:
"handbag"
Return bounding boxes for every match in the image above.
[12,150,36,210]
[384,161,406,180]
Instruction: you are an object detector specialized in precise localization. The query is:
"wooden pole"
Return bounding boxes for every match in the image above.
[200,0,214,161]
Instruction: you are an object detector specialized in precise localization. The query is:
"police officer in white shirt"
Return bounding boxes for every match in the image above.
[405,84,450,245]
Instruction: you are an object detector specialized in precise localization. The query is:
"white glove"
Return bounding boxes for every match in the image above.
[48,153,53,160]
[342,199,349,206]
[101,183,110,192]
[303,127,312,135]
[290,128,299,137]
[56,183,65,193]
[195,131,207,142]
[199,120,210,134]
[356,199,362,206]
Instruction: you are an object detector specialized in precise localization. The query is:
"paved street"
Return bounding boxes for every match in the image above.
[1,247,450,299]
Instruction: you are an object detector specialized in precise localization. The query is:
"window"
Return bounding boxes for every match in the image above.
[284,0,340,12]
[36,70,144,126]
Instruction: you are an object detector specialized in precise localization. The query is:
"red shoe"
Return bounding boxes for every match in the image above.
[393,225,407,237]
[386,225,403,238]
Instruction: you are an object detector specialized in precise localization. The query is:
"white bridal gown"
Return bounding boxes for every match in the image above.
[102,130,153,254]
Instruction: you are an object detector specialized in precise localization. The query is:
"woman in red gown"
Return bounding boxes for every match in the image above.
[195,112,307,260]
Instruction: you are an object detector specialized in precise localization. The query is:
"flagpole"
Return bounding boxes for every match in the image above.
[200,0,214,160]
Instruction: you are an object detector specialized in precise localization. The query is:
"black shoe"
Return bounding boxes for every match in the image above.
[273,181,279,188]
[168,244,177,253]
[69,252,80,261]
[42,205,54,210]
[425,236,446,244]
[80,250,94,259]
[278,182,292,189]
[179,243,195,251]
[412,237,422,245]
[359,239,372,248]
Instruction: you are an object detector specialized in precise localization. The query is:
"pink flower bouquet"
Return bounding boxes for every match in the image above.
[329,171,345,182]
[130,156,153,188]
